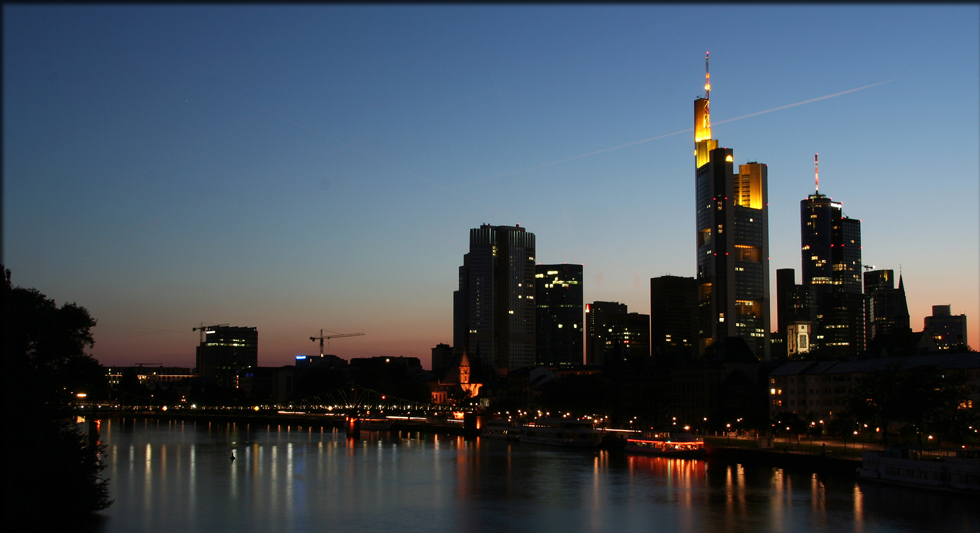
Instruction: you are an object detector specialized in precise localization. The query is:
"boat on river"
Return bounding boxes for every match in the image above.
[481,419,521,440]
[520,418,602,447]
[625,432,705,457]
[857,447,980,493]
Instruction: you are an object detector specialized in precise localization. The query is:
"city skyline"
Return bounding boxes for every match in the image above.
[4,5,979,367]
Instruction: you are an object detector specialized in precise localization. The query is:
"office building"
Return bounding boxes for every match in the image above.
[586,301,627,365]
[796,155,865,359]
[650,275,697,364]
[775,269,813,333]
[535,264,584,367]
[864,269,911,344]
[454,224,536,371]
[431,343,455,376]
[924,305,968,351]
[195,326,258,388]
[605,312,651,365]
[694,54,770,359]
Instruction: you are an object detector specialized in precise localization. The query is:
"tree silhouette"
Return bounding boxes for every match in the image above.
[2,268,111,522]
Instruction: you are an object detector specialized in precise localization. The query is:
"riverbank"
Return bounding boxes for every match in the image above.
[82,409,480,437]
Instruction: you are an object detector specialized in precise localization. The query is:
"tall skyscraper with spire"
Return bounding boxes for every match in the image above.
[799,154,864,358]
[694,53,770,360]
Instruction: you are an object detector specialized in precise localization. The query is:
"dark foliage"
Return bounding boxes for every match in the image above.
[842,363,974,446]
[2,268,112,521]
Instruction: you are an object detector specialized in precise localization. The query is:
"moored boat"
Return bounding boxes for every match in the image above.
[625,432,705,457]
[857,447,980,493]
[481,419,521,440]
[520,418,602,448]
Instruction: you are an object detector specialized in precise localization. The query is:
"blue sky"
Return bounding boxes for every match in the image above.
[5,5,978,367]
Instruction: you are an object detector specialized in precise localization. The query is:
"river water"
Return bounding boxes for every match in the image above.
[90,418,977,533]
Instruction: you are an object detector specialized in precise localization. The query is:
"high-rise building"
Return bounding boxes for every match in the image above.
[585,301,627,365]
[605,312,651,365]
[924,305,968,351]
[798,155,864,359]
[195,326,258,388]
[694,54,770,359]
[650,275,697,364]
[453,224,536,370]
[535,264,584,367]
[800,171,862,292]
[864,269,911,344]
[776,269,812,332]
[431,343,454,375]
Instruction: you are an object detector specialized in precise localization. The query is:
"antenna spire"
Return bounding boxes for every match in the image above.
[704,52,710,101]
[815,153,819,193]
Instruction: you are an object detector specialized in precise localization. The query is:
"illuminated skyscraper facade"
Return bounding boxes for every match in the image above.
[454,224,536,370]
[694,54,770,360]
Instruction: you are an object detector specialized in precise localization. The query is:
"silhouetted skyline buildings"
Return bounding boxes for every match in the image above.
[586,301,627,365]
[454,224,537,370]
[650,275,697,364]
[797,166,865,359]
[535,264,584,366]
[925,305,968,350]
[195,326,258,388]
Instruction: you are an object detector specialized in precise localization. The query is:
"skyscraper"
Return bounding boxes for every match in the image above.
[775,268,814,359]
[800,155,862,292]
[195,326,258,388]
[585,301,627,365]
[453,224,536,371]
[864,269,910,343]
[650,275,697,364]
[535,264,584,367]
[694,53,770,359]
[605,312,650,365]
[800,154,864,358]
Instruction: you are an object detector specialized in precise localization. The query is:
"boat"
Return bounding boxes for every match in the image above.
[625,432,705,457]
[857,447,980,493]
[481,419,521,440]
[520,418,602,448]
[359,417,393,430]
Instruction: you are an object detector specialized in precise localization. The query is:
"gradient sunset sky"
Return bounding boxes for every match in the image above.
[5,5,978,367]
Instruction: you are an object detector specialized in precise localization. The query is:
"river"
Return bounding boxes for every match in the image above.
[89,418,977,532]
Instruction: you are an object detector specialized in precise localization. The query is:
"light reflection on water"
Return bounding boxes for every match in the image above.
[94,419,977,533]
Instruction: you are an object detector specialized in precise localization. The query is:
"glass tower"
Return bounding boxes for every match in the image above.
[694,55,770,360]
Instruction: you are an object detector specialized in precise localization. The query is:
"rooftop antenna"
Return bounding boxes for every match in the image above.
[704,51,710,101]
[815,153,819,193]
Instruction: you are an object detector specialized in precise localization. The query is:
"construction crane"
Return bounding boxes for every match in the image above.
[193,323,229,344]
[310,329,365,356]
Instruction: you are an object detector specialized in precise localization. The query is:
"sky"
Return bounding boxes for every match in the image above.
[4,5,979,368]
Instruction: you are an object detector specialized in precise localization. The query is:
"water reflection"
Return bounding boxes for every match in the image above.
[93,419,977,533]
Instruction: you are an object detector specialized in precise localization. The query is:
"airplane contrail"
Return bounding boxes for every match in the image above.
[712,79,895,126]
[463,79,895,185]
